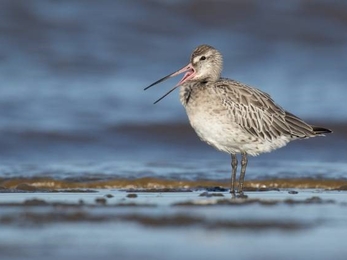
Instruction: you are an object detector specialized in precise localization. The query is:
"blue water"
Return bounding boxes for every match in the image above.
[0,0,346,179]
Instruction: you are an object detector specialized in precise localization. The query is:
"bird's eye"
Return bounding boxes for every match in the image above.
[200,56,206,61]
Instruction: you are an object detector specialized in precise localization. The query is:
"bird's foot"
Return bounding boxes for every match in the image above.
[230,189,248,199]
[230,190,236,198]
[235,192,248,199]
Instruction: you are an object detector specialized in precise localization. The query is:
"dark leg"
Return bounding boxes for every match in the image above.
[238,152,248,195]
[230,154,238,194]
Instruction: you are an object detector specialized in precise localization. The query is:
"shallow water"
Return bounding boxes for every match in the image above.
[1,190,347,260]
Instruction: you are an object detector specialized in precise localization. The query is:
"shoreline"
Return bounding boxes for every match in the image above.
[1,177,347,191]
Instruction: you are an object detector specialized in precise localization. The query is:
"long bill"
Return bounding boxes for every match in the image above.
[144,63,196,104]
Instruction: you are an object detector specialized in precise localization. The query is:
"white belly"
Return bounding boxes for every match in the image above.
[186,106,290,156]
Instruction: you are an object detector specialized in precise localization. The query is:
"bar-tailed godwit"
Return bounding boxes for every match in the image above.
[145,44,332,197]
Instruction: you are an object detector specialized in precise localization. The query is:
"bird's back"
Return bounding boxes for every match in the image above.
[214,78,331,138]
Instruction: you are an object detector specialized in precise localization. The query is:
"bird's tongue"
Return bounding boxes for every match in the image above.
[178,70,194,85]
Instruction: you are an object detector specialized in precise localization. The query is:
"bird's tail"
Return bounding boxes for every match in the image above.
[284,111,332,138]
[312,126,332,135]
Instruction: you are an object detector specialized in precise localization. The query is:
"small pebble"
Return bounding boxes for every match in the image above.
[199,192,224,197]
[126,193,138,198]
[205,186,228,192]
[95,197,107,205]
[288,190,298,194]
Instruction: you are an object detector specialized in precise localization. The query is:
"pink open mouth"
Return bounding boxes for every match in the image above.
[178,69,195,85]
[144,63,196,104]
[174,64,196,86]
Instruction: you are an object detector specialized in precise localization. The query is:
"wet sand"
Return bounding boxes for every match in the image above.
[1,188,347,260]
[1,176,347,191]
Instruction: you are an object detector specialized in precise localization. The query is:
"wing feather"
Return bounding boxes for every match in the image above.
[215,79,315,140]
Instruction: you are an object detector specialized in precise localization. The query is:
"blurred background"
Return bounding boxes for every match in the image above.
[0,0,346,180]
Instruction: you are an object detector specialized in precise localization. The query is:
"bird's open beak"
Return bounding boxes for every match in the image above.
[144,63,195,91]
[144,63,196,104]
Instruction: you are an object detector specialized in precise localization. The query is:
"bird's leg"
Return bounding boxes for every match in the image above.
[238,152,248,196]
[230,154,238,195]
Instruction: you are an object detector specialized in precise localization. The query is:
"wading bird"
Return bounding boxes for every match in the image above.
[145,44,331,197]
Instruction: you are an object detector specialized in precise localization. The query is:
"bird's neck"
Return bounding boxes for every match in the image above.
[179,84,193,106]
[179,81,209,106]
